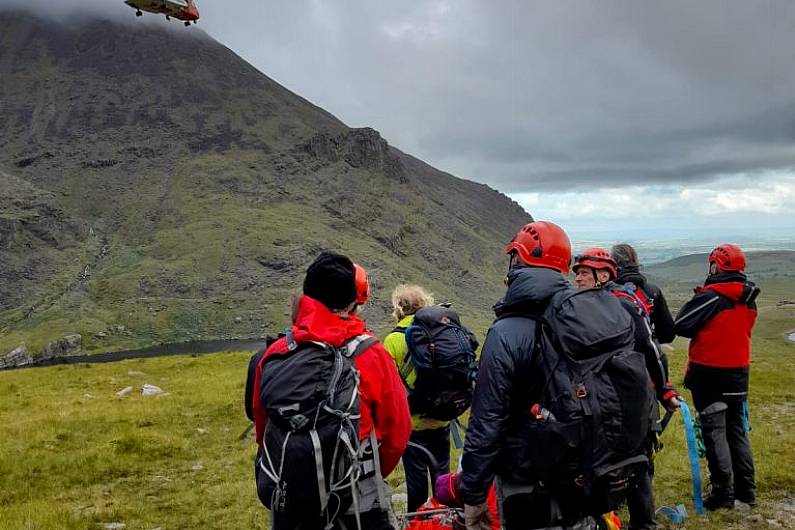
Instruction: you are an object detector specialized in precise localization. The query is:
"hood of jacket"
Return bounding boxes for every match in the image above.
[616,265,648,289]
[289,295,368,346]
[494,266,573,317]
[697,279,757,304]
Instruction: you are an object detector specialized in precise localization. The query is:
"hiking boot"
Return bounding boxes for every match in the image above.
[703,493,734,511]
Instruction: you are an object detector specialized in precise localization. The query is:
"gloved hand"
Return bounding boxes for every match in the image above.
[662,389,681,412]
[666,396,681,412]
[464,502,492,530]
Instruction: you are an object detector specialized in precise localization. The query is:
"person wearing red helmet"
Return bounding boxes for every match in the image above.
[249,251,411,529]
[461,221,651,530]
[572,247,617,289]
[572,249,680,530]
[675,244,759,511]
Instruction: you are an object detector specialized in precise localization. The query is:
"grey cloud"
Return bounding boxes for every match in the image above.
[194,0,795,192]
[4,0,795,194]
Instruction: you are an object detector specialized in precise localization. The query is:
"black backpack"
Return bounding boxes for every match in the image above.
[401,306,478,421]
[256,333,378,521]
[524,288,655,515]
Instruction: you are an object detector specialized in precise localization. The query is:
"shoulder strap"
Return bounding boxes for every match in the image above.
[391,326,407,334]
[344,334,379,358]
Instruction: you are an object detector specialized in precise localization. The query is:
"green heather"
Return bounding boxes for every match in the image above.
[1,259,794,529]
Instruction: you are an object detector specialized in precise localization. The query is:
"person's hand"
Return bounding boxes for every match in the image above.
[666,396,681,412]
[464,502,492,530]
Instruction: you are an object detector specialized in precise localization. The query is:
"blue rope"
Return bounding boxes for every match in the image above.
[680,401,705,515]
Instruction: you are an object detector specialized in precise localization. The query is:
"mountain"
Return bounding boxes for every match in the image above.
[0,11,531,354]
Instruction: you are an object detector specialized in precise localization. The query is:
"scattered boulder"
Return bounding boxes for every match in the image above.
[100,524,126,530]
[235,316,243,323]
[192,463,204,471]
[116,386,133,397]
[0,344,32,369]
[127,370,146,377]
[141,384,163,396]
[197,427,209,435]
[42,334,81,359]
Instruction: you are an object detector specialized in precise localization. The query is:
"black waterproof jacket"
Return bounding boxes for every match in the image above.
[615,266,676,344]
[460,267,572,505]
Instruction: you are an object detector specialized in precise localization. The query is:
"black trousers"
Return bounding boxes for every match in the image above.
[698,399,756,504]
[626,468,656,530]
[500,491,596,530]
[402,426,451,512]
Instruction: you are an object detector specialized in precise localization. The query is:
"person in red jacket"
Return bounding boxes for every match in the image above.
[250,251,412,529]
[675,244,760,511]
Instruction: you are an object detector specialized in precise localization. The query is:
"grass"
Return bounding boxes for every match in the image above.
[1,277,793,529]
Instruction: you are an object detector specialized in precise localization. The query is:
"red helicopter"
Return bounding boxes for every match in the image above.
[124,0,200,26]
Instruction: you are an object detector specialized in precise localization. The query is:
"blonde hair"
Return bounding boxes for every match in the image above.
[391,284,434,321]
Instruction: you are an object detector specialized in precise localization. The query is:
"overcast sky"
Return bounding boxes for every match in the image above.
[4,0,795,239]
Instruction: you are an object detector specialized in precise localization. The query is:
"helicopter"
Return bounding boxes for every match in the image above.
[124,0,200,26]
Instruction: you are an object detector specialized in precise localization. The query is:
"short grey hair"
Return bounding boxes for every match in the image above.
[611,243,640,269]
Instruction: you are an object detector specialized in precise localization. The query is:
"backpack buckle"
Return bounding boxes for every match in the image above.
[576,384,588,399]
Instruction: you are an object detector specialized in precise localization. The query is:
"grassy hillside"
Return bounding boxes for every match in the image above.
[1,260,793,529]
[0,11,530,356]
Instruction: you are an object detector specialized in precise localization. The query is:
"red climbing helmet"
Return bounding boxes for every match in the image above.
[573,247,618,279]
[708,244,746,272]
[353,263,370,304]
[505,221,572,274]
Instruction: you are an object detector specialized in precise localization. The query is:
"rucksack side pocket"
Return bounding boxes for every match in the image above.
[525,418,582,484]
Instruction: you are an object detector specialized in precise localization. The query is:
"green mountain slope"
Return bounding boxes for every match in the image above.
[0,11,531,353]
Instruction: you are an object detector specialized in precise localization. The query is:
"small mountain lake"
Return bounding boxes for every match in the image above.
[30,339,267,369]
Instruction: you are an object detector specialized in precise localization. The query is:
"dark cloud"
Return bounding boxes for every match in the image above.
[4,0,795,193]
[197,1,795,192]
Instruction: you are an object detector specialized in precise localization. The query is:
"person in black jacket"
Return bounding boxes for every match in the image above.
[461,221,599,530]
[573,249,679,530]
[611,243,676,344]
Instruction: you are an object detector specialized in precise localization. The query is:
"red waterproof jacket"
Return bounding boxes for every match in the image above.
[674,273,760,410]
[676,280,758,369]
[251,295,411,476]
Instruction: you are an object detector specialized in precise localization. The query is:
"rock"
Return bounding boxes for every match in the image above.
[235,316,243,323]
[127,370,146,377]
[192,463,204,471]
[0,344,32,369]
[141,384,163,396]
[735,500,752,512]
[747,514,764,525]
[116,386,133,397]
[96,331,108,338]
[83,393,94,399]
[768,519,783,528]
[197,427,209,435]
[43,334,81,359]
[101,523,126,529]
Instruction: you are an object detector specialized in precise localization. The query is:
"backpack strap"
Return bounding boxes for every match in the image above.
[369,428,390,513]
[344,334,379,358]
